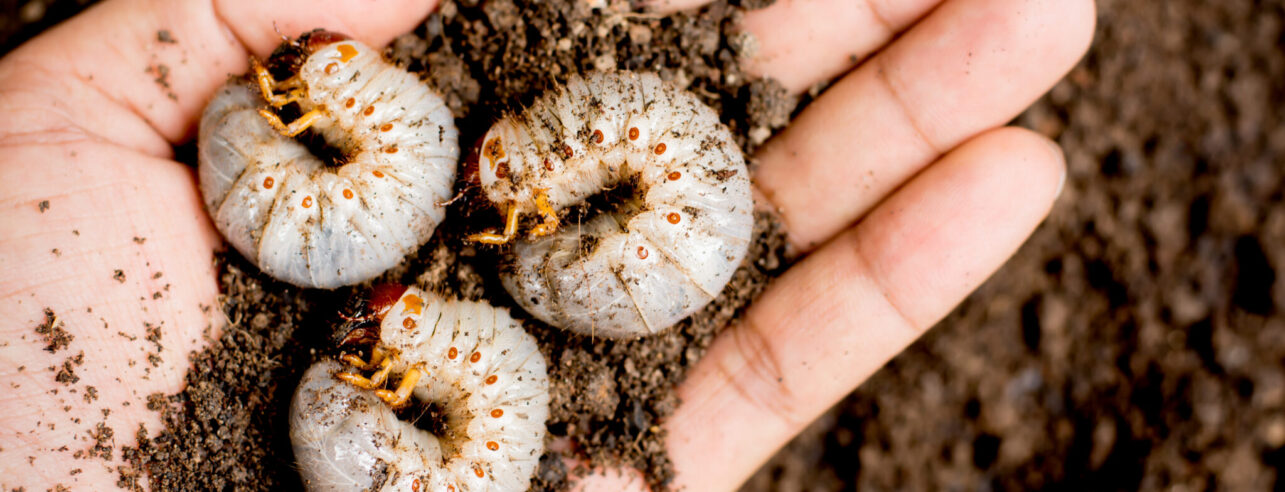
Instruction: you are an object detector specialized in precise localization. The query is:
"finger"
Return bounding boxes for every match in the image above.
[636,0,713,14]
[0,0,437,155]
[571,468,649,492]
[665,127,1066,491]
[741,0,943,93]
[752,0,1094,251]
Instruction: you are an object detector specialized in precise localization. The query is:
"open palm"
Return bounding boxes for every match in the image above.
[0,0,1092,490]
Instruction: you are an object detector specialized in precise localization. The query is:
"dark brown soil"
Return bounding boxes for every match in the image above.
[743,1,1285,490]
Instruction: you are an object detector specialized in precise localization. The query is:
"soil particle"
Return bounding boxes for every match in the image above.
[86,422,114,461]
[34,308,73,353]
[147,63,177,100]
[143,322,163,352]
[156,29,175,44]
[54,353,82,384]
[112,270,125,283]
[37,199,48,212]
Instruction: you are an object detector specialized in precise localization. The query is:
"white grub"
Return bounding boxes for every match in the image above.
[475,71,753,338]
[291,287,549,491]
[199,33,458,289]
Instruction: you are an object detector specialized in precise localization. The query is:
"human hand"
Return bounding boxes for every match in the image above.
[0,0,1093,490]
[576,0,1094,490]
[0,0,436,488]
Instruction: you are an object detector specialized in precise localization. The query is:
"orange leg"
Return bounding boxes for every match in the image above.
[375,363,426,409]
[259,108,324,137]
[250,57,305,107]
[340,347,385,371]
[468,204,522,244]
[335,353,395,389]
[531,188,560,237]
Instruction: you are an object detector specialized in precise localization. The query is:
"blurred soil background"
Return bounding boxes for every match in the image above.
[743,1,1285,490]
[5,0,1285,490]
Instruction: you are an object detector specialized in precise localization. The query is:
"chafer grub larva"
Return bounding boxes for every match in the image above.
[291,286,549,491]
[469,71,754,338]
[199,30,458,289]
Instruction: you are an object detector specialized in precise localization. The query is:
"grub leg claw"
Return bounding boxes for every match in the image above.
[251,57,304,107]
[531,188,560,237]
[468,204,522,244]
[373,363,425,408]
[340,347,385,371]
[335,352,395,389]
[258,108,323,137]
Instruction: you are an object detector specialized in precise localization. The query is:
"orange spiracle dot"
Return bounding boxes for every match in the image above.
[336,44,359,63]
[491,409,504,418]
[469,352,481,363]
[636,246,649,259]
[473,465,485,478]
[412,478,421,492]
[667,212,680,224]
[485,375,498,385]
[448,347,458,359]
[543,159,554,171]
[363,106,375,116]
[483,138,505,166]
[324,62,338,75]
[384,146,399,154]
[380,123,393,132]
[495,161,509,179]
[448,486,455,492]
[344,98,355,108]
[262,176,274,189]
[592,129,604,144]
[486,441,499,451]
[342,189,354,199]
[654,143,667,155]
[372,170,385,178]
[563,144,573,158]
[628,127,640,140]
[402,294,424,315]
[668,171,682,181]
[402,317,416,329]
[302,196,313,208]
